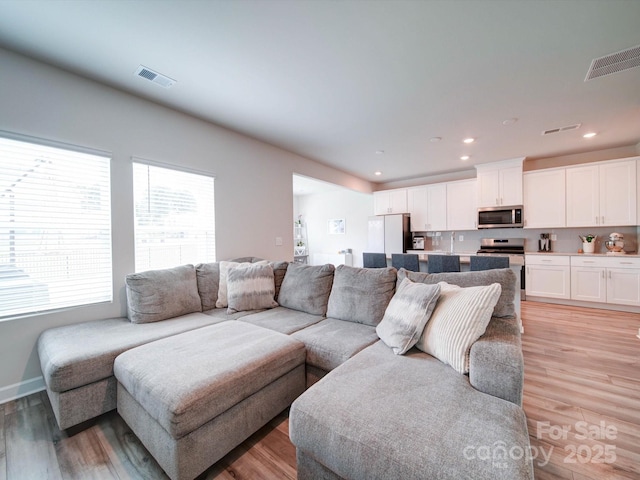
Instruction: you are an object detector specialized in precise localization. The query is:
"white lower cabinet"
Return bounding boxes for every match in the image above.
[525,255,571,299]
[570,256,640,306]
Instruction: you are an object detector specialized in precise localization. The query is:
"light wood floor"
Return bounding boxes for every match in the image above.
[0,301,638,480]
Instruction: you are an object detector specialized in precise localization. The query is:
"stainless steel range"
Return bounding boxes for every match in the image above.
[477,238,526,299]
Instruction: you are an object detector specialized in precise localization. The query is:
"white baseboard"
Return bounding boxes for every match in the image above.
[0,376,45,405]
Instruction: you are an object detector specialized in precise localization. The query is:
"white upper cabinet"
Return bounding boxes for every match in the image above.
[446,179,477,230]
[373,188,407,215]
[407,184,447,231]
[523,168,566,228]
[475,158,524,207]
[566,158,637,227]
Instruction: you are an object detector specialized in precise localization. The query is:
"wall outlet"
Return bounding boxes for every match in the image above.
[275,236,283,246]
[458,234,464,242]
[551,234,557,241]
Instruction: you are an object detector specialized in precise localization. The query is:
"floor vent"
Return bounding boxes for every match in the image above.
[542,123,581,136]
[134,65,176,88]
[585,44,640,81]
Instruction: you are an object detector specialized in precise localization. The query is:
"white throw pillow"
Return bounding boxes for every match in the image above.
[215,260,267,308]
[415,281,501,374]
[376,278,441,355]
[227,263,278,313]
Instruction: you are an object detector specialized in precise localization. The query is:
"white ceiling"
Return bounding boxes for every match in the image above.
[0,0,639,183]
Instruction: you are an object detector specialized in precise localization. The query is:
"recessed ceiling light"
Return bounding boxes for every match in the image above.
[375,150,385,154]
[429,137,442,143]
[463,138,475,144]
[460,155,470,161]
[374,171,382,176]
[583,132,597,138]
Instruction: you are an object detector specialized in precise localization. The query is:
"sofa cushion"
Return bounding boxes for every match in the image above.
[398,267,516,318]
[114,321,306,439]
[226,263,278,313]
[326,265,397,326]
[195,262,220,311]
[270,261,289,301]
[376,278,441,355]
[416,281,501,374]
[126,264,202,324]
[239,306,323,334]
[289,341,533,480]
[215,260,268,308]
[38,312,220,393]
[291,318,378,371]
[278,263,335,315]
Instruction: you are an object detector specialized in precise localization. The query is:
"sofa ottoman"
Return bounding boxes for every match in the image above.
[114,321,306,480]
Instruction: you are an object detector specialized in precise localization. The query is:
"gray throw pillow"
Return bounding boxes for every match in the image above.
[326,265,397,326]
[126,264,202,323]
[278,263,335,315]
[376,278,441,355]
[227,263,278,314]
[398,268,516,318]
[195,262,220,311]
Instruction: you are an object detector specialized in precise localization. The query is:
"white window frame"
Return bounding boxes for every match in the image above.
[132,160,216,272]
[0,132,113,319]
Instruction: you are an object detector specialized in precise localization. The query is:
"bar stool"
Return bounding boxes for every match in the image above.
[391,253,420,272]
[470,256,509,271]
[363,252,387,268]
[427,254,460,273]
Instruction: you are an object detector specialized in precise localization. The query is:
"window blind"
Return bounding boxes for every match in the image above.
[133,162,215,272]
[0,136,112,318]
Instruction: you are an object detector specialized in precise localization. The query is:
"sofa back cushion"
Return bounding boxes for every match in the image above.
[398,268,516,318]
[278,263,335,315]
[195,262,220,311]
[270,261,289,301]
[327,265,397,326]
[126,264,202,323]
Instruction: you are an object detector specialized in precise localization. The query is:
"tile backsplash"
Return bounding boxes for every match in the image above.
[414,226,639,254]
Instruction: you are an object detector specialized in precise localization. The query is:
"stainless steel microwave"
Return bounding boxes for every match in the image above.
[477,205,523,229]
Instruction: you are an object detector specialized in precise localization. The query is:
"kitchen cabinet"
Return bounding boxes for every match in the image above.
[374,189,407,215]
[407,184,447,231]
[446,179,477,230]
[523,168,566,228]
[571,256,640,306]
[525,255,571,299]
[566,158,637,227]
[475,158,524,208]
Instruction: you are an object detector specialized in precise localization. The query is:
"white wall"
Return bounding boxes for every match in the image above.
[0,47,372,399]
[295,189,373,268]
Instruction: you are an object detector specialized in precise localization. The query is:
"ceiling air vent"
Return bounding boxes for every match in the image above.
[585,44,640,81]
[134,65,176,88]
[542,123,581,136]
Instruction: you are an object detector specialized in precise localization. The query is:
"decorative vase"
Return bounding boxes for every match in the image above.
[583,242,595,253]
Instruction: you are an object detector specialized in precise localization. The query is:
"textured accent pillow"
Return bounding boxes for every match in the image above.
[195,262,220,311]
[376,278,441,355]
[227,263,278,313]
[278,263,335,315]
[215,260,268,308]
[125,264,202,324]
[326,265,397,326]
[415,281,502,374]
[398,268,516,318]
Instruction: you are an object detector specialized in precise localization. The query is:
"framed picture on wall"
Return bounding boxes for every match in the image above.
[327,218,345,235]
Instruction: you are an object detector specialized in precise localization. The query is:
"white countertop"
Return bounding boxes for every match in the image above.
[525,251,640,258]
[403,250,525,266]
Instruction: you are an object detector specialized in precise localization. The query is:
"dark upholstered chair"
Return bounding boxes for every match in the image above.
[363,252,387,268]
[391,253,420,272]
[470,256,509,271]
[427,254,460,273]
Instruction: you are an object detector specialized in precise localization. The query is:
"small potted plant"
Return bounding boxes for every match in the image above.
[579,234,597,253]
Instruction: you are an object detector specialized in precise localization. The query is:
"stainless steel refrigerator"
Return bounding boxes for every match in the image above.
[367,214,411,254]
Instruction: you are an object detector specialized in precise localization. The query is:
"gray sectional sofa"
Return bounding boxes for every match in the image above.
[37,258,534,480]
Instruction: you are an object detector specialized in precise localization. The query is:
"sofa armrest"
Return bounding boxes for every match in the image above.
[469,316,524,406]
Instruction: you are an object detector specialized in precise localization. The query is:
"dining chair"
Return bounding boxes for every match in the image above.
[427,254,460,273]
[470,256,509,271]
[362,252,387,268]
[391,253,420,272]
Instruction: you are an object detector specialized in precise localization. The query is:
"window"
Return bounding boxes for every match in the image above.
[0,135,112,318]
[133,162,215,272]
